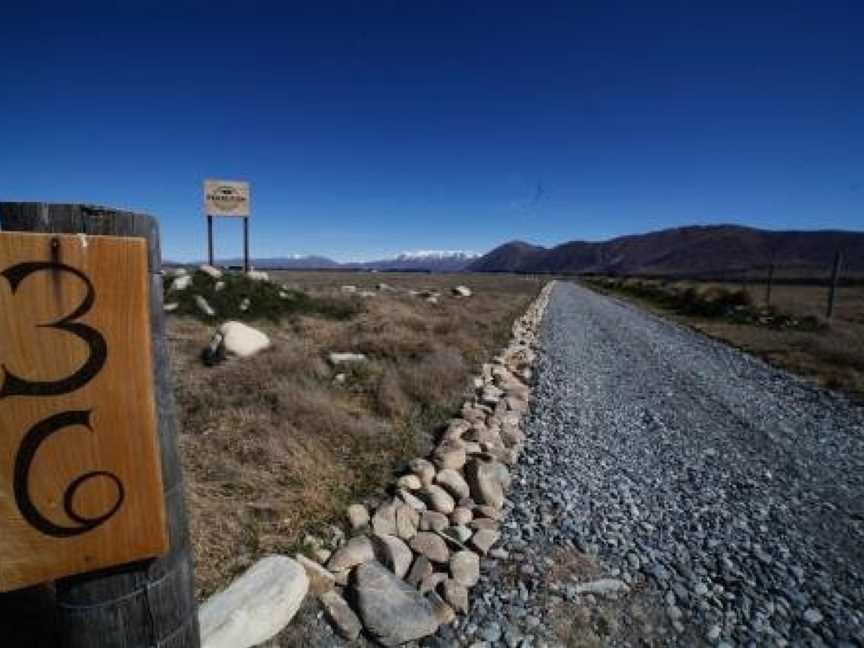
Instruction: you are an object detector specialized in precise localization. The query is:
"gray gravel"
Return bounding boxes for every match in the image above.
[456,281,864,647]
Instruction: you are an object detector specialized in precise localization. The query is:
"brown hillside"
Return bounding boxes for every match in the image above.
[469,225,864,277]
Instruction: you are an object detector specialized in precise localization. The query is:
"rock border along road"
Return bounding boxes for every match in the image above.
[279,283,553,647]
[458,281,864,647]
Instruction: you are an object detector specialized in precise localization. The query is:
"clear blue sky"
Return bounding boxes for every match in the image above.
[2,1,862,261]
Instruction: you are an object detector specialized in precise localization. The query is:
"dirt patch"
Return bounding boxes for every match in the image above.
[545,548,604,585]
[549,591,696,648]
[540,550,699,647]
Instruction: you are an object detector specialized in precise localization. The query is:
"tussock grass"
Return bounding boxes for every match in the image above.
[584,276,864,399]
[168,272,540,596]
[586,276,829,331]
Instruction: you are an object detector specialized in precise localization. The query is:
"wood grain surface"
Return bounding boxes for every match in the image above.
[0,231,168,592]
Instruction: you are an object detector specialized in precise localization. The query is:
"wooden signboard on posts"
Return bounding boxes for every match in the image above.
[203,178,252,271]
[0,231,168,592]
[203,179,250,217]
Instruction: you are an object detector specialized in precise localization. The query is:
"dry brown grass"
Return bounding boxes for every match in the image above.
[586,278,864,399]
[168,272,540,596]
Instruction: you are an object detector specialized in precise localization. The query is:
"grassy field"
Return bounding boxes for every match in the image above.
[166,271,540,597]
[584,276,864,399]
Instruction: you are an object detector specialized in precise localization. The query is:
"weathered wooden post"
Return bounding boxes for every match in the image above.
[0,203,200,648]
[826,250,843,320]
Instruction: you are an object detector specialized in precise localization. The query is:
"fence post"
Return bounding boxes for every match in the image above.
[0,203,200,648]
[826,250,843,319]
[765,261,774,307]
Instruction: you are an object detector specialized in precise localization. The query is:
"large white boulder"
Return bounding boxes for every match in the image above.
[219,321,271,358]
[199,555,309,648]
[199,264,223,279]
[172,274,193,291]
[195,295,216,317]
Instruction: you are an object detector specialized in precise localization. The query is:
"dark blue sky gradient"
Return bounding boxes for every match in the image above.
[2,1,862,261]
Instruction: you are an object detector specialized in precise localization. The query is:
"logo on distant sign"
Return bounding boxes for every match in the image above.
[209,185,245,210]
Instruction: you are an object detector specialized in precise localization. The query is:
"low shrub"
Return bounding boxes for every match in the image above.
[586,277,817,331]
[164,270,360,322]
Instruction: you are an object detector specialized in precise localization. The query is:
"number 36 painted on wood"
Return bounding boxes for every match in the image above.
[2,260,123,538]
[0,232,168,592]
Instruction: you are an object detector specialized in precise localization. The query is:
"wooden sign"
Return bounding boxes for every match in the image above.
[0,231,168,592]
[204,179,250,217]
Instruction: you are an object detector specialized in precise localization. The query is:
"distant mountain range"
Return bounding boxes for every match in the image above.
[468,225,864,277]
[178,226,863,277]
[200,250,479,272]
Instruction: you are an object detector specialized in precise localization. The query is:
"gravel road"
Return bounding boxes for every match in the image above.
[454,281,864,648]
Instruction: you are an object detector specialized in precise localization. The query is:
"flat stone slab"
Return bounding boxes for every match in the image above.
[199,555,309,648]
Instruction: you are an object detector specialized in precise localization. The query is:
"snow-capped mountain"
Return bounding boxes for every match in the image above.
[351,250,480,272]
[394,250,480,261]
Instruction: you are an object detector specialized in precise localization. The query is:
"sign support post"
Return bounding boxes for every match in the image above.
[243,215,250,272]
[0,202,201,648]
[207,214,214,266]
